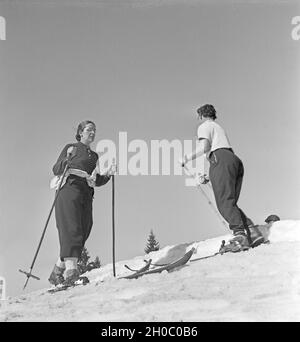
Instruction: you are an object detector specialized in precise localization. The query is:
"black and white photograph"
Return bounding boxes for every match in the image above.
[0,0,300,324]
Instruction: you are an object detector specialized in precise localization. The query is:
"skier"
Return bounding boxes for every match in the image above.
[48,120,115,287]
[181,104,263,253]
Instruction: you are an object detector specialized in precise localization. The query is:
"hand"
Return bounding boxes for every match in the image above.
[198,173,210,184]
[106,163,117,176]
[67,146,75,158]
[180,155,189,167]
[86,175,96,187]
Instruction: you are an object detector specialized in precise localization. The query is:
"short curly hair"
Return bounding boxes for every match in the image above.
[75,120,96,141]
[197,104,217,120]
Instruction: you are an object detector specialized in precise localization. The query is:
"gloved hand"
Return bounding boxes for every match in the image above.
[66,146,77,166]
[106,163,117,176]
[197,173,210,184]
[67,146,77,158]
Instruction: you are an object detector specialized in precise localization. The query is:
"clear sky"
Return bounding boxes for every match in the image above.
[0,0,299,297]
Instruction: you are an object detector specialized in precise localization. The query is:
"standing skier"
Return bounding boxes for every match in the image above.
[181,104,263,252]
[49,120,115,286]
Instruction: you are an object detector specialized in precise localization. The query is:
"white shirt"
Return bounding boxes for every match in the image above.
[197,120,232,154]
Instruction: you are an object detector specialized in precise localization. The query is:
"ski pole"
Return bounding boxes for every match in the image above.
[112,174,116,277]
[182,164,228,230]
[19,162,70,290]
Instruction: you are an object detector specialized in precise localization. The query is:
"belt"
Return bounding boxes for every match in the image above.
[213,147,233,154]
[50,168,96,190]
[208,148,234,163]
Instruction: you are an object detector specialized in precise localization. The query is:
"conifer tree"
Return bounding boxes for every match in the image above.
[77,246,91,274]
[78,247,101,274]
[144,229,160,254]
[92,256,101,269]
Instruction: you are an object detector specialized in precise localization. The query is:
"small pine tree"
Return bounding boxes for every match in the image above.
[87,256,101,272]
[145,229,160,254]
[77,246,91,274]
[78,247,101,274]
[93,256,101,268]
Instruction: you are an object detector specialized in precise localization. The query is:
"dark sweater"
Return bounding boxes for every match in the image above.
[52,141,110,187]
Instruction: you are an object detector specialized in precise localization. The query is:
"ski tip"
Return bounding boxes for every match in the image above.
[189,247,196,254]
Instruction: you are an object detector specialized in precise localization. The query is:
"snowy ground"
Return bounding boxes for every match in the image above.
[1,220,300,322]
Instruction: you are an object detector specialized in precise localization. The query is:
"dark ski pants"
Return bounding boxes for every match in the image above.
[208,148,252,234]
[55,177,94,259]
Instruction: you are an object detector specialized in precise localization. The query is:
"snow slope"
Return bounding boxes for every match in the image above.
[1,220,300,322]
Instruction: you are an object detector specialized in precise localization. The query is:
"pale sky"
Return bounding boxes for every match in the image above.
[0,0,300,297]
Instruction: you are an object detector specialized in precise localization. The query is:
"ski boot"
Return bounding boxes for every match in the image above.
[249,225,265,248]
[48,265,65,286]
[219,233,250,254]
[62,269,89,287]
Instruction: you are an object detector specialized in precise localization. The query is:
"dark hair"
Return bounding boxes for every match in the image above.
[75,120,96,141]
[197,104,217,120]
[265,214,280,223]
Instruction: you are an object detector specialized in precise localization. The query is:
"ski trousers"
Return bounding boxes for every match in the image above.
[55,176,94,259]
[208,148,252,234]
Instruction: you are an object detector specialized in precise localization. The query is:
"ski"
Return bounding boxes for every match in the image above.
[189,238,264,263]
[47,276,89,294]
[190,252,221,263]
[120,248,195,280]
[122,259,152,279]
